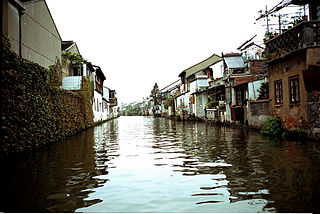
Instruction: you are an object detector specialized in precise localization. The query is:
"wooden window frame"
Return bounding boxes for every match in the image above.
[289,75,300,104]
[274,80,283,104]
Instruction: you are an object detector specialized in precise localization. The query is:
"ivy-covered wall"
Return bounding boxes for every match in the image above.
[1,36,94,155]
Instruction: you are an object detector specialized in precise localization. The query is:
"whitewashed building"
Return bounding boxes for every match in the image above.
[92,66,106,123]
[176,54,222,120]
[102,86,110,121]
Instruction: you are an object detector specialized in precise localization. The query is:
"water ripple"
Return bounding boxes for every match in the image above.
[1,117,320,213]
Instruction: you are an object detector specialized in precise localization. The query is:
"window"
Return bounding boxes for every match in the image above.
[289,76,300,104]
[208,70,213,78]
[274,80,283,104]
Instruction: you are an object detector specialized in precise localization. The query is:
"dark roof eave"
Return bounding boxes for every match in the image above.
[178,54,222,78]
[94,66,106,80]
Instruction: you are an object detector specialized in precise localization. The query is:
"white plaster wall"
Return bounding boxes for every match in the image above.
[210,61,224,79]
[225,87,236,123]
[102,101,109,121]
[248,79,264,100]
[111,106,119,118]
[195,92,207,117]
[190,81,196,94]
[93,90,103,123]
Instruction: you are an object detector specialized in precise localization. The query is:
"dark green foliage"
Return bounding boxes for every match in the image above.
[122,103,141,116]
[258,82,269,99]
[61,51,84,68]
[261,116,288,139]
[1,36,94,156]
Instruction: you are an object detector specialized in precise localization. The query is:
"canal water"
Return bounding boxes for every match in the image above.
[0,116,320,212]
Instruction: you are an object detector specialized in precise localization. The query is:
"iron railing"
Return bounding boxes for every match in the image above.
[265,20,320,57]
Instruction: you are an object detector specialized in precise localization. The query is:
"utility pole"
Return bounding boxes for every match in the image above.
[278,14,281,34]
[266,5,269,33]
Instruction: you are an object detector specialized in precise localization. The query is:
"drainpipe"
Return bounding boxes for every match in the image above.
[19,9,22,56]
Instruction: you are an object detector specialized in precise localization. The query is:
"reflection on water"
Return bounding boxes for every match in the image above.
[0,116,320,212]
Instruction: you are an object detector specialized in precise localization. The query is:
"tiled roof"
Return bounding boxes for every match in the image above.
[179,54,222,78]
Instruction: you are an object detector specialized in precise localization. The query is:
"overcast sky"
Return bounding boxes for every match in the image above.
[46,0,287,104]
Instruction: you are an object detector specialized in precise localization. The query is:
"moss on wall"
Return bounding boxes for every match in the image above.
[1,36,94,155]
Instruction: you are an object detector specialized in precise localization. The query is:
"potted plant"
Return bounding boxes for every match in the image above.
[265,31,273,41]
[206,96,218,109]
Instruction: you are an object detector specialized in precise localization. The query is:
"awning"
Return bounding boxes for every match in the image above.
[225,56,245,69]
[234,75,258,86]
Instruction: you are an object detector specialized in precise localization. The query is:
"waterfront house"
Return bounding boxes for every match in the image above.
[109,89,119,119]
[265,1,320,138]
[61,41,83,77]
[92,65,106,122]
[189,75,210,119]
[236,38,269,129]
[60,41,84,90]
[1,0,62,68]
[102,86,110,121]
[160,80,181,117]
[60,43,95,92]
[140,97,151,116]
[206,59,226,123]
[177,54,222,120]
[222,53,247,124]
[222,51,269,126]
[244,58,269,129]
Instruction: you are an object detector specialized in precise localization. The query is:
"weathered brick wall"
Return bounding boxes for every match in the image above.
[307,90,320,129]
[249,60,266,73]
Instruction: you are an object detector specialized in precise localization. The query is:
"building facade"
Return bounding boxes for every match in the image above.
[2,0,62,68]
[266,19,320,138]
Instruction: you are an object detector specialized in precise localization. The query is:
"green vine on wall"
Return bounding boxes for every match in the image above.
[1,36,94,156]
[61,51,84,68]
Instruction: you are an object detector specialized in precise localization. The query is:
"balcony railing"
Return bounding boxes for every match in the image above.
[265,20,320,58]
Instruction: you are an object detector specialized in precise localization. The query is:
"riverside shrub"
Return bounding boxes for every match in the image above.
[261,116,288,139]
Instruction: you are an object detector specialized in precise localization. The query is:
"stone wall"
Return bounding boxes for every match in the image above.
[307,90,320,138]
[248,100,270,129]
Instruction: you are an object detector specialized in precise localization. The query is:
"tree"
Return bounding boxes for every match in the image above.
[121,102,141,116]
[150,83,160,105]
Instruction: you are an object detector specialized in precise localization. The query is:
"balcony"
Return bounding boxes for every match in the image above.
[95,81,103,94]
[265,20,320,60]
[109,98,118,107]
